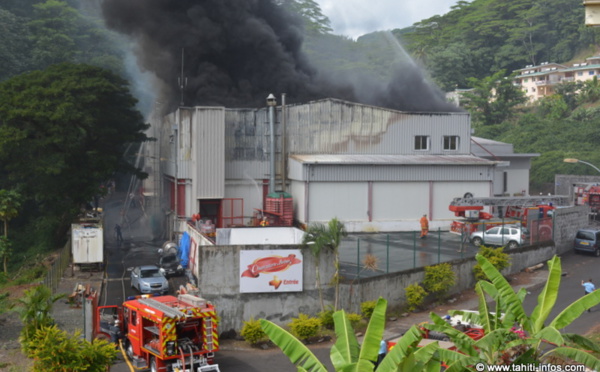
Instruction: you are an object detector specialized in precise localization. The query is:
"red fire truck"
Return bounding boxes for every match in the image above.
[95,293,220,372]
[573,184,600,213]
[448,195,570,241]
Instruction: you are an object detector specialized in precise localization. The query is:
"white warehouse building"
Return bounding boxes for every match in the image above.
[145,98,535,233]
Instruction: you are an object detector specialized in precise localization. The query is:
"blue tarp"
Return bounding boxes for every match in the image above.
[178,232,190,268]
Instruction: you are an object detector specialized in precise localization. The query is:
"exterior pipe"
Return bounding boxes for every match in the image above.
[281,93,287,192]
[267,94,276,194]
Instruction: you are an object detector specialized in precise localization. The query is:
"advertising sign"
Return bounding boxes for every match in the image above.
[240,250,303,293]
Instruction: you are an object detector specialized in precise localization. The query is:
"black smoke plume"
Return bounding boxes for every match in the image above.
[101,0,458,113]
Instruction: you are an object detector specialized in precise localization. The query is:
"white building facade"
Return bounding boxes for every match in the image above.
[148,98,534,233]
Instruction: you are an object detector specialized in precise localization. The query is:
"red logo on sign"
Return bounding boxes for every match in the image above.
[241,254,301,278]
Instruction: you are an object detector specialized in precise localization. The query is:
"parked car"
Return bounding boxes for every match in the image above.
[470,225,529,249]
[130,265,169,294]
[157,254,184,278]
[574,228,600,257]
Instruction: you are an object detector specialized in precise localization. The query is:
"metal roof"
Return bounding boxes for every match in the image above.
[289,154,496,165]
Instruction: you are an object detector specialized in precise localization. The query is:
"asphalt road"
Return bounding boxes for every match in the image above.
[521,250,600,336]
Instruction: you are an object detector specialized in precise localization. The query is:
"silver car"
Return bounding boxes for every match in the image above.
[130,265,169,294]
[470,226,528,249]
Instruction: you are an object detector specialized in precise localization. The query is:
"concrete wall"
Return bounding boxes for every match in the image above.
[194,206,587,335]
[555,174,600,196]
[195,242,557,334]
[553,205,590,254]
[195,245,336,333]
[338,243,556,312]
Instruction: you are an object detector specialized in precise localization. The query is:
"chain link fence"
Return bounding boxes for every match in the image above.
[339,218,555,281]
[43,242,71,294]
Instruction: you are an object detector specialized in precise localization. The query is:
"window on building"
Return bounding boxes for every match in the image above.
[524,78,529,83]
[443,136,459,150]
[590,70,595,76]
[414,136,429,151]
[578,71,583,76]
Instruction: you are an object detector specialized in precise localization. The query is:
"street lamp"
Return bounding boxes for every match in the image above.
[563,158,600,174]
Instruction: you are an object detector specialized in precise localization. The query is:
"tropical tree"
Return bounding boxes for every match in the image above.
[13,284,66,355]
[304,218,347,310]
[27,0,125,73]
[462,70,527,127]
[426,254,600,370]
[277,0,333,36]
[579,76,600,104]
[0,9,32,82]
[327,218,346,310]
[0,62,149,245]
[260,297,443,371]
[474,254,600,367]
[0,189,22,274]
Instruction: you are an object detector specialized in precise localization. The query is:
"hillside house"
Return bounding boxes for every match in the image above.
[513,56,600,102]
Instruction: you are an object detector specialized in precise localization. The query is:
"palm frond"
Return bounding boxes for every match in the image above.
[530,256,561,334]
[331,309,360,368]
[562,333,600,353]
[542,346,600,370]
[260,319,328,372]
[533,326,564,347]
[376,325,423,370]
[475,254,530,330]
[358,298,387,365]
[549,290,600,330]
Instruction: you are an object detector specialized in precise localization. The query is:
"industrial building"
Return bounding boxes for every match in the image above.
[142,98,536,235]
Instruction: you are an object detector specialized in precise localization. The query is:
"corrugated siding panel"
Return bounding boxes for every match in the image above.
[193,107,225,198]
[177,109,194,179]
[290,164,493,182]
[160,112,177,177]
[223,99,471,180]
[284,100,471,155]
[225,109,271,179]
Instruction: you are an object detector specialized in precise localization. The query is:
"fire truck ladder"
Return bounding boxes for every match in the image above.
[138,298,188,318]
[204,316,215,351]
[450,195,571,208]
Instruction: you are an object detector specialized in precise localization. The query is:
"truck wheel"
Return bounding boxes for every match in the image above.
[150,357,158,372]
[472,237,482,247]
[507,241,519,250]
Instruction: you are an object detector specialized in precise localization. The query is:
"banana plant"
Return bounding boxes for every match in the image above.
[260,297,441,371]
[474,254,600,368]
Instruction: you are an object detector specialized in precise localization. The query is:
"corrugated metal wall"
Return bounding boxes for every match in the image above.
[224,99,471,179]
[295,164,493,182]
[192,107,225,199]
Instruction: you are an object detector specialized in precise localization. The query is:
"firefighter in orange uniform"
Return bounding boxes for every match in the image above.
[260,216,269,227]
[420,214,429,238]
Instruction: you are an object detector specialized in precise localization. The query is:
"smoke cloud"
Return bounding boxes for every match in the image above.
[101,0,458,113]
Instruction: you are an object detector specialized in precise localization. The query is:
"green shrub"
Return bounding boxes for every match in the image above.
[423,263,456,300]
[288,313,321,341]
[318,306,335,330]
[404,283,427,312]
[346,312,363,328]
[473,246,511,280]
[241,317,267,345]
[360,300,377,319]
[28,325,116,372]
